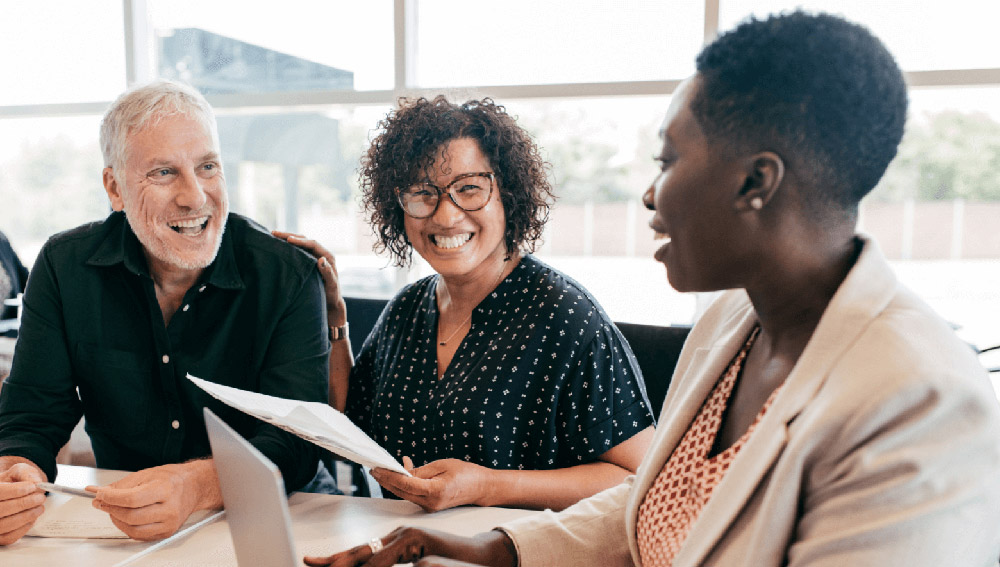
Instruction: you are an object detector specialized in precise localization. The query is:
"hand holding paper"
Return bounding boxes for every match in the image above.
[186,375,410,476]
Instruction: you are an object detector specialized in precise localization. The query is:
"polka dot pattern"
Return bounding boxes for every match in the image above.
[636,325,777,566]
[345,255,654,473]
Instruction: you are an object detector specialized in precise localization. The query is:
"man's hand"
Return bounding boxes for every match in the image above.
[272,231,347,327]
[371,457,495,512]
[303,526,517,567]
[0,460,47,545]
[88,459,222,541]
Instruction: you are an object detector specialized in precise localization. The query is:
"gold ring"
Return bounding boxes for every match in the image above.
[368,537,384,555]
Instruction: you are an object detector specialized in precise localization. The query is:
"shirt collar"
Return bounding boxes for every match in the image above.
[205,219,245,290]
[86,211,245,290]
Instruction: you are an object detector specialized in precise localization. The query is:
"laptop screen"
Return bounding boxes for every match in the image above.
[204,407,298,567]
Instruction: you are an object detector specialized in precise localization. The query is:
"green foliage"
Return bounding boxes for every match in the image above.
[4,106,996,261]
[517,103,661,204]
[0,136,108,248]
[873,110,1000,202]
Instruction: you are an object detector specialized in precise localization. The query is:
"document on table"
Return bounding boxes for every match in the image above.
[27,497,216,539]
[187,374,410,476]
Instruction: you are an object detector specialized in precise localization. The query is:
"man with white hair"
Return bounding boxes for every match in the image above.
[0,80,330,544]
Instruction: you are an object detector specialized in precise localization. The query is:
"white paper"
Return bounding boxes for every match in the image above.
[27,497,215,539]
[187,374,410,476]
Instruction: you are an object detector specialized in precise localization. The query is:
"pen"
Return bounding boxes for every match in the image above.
[36,482,97,499]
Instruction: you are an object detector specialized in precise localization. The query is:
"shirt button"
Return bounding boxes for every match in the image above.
[171,420,180,430]
[198,285,207,292]
[162,355,170,364]
[182,304,190,312]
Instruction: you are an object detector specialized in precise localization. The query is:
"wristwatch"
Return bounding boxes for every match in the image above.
[329,322,349,342]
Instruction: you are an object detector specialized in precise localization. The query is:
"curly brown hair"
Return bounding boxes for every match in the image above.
[359,96,554,266]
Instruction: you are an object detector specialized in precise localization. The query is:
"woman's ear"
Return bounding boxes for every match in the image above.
[735,151,784,212]
[103,167,125,212]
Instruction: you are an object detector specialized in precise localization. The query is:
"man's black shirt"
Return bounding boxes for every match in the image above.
[0,212,329,488]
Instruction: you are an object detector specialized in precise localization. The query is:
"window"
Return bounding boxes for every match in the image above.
[1,1,997,365]
[0,116,108,259]
[148,0,395,92]
[413,0,703,86]
[211,104,399,298]
[507,96,696,325]
[866,86,1000,350]
[0,1,125,105]
[719,0,1000,71]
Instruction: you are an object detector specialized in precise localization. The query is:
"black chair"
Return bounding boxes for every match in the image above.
[978,344,1000,374]
[331,296,390,496]
[615,322,691,416]
[344,296,389,356]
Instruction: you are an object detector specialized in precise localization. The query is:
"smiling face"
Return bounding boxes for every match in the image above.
[103,113,228,276]
[403,137,508,282]
[643,77,753,293]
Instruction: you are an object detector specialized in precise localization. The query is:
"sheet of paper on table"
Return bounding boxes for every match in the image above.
[27,496,215,539]
[187,374,410,476]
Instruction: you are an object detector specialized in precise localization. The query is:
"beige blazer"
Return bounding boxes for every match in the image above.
[503,237,1000,566]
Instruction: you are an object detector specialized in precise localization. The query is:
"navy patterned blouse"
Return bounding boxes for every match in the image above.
[346,255,654,471]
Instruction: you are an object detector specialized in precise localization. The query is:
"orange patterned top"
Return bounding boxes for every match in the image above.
[636,326,779,567]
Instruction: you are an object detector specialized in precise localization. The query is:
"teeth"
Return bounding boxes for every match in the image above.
[653,231,671,241]
[434,233,472,249]
[169,216,209,228]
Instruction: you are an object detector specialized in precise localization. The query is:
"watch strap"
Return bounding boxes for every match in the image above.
[329,322,349,341]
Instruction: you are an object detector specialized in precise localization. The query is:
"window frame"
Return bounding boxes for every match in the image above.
[0,0,994,115]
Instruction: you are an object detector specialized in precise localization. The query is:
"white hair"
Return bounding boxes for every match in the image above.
[99,79,219,178]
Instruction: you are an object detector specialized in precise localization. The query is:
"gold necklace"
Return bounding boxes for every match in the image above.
[437,263,508,347]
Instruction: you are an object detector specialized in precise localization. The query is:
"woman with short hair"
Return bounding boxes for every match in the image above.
[304,11,1000,567]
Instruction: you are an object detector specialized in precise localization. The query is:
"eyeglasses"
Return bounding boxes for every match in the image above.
[396,172,495,219]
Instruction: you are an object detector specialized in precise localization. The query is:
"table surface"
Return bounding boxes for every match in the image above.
[5,465,538,567]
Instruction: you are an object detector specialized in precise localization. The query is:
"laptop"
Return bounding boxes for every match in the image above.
[204,407,298,567]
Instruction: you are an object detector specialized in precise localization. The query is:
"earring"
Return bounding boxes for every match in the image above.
[750,197,764,210]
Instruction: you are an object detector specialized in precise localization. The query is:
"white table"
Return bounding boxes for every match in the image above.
[5,465,538,567]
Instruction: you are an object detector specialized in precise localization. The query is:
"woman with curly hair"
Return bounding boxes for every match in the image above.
[278,96,654,512]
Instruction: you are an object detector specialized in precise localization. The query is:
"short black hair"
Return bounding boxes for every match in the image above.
[359,96,554,266]
[692,11,908,211]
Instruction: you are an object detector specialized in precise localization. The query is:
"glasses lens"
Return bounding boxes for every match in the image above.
[448,174,492,211]
[400,184,439,218]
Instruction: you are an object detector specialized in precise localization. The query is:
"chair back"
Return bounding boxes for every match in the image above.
[343,296,390,356]
[615,322,691,416]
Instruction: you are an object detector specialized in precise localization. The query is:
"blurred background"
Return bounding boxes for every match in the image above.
[1,0,997,382]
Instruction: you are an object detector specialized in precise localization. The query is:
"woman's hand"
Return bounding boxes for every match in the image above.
[371,457,495,512]
[303,526,517,567]
[272,231,347,326]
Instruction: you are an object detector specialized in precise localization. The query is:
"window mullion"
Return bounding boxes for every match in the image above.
[123,0,156,86]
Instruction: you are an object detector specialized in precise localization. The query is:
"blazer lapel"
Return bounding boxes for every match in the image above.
[669,380,796,567]
[626,302,759,561]
[671,237,898,567]
[645,305,759,478]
